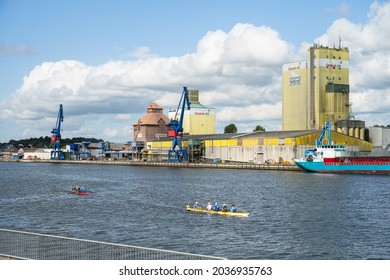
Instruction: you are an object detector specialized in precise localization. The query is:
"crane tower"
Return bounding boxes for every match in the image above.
[167,87,190,162]
[50,104,65,160]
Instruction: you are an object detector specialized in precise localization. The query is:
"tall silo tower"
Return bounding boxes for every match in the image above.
[307,44,350,129]
[283,44,351,131]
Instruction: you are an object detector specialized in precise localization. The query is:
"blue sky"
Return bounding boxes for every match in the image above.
[1,0,389,143]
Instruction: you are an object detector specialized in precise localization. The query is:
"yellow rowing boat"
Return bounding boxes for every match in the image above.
[185,205,249,217]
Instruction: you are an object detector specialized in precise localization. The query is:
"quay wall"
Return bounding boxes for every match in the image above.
[5,159,300,172]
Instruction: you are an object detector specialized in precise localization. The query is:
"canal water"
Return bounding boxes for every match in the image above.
[0,161,389,259]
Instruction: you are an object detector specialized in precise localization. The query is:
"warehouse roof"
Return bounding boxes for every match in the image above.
[152,130,320,142]
[242,130,319,139]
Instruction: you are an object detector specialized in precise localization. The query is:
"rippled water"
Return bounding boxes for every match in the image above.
[1,161,389,259]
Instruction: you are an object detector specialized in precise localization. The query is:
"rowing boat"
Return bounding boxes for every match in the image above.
[185,205,249,217]
[70,187,89,196]
[71,190,89,195]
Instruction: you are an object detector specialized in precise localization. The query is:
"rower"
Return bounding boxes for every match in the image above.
[193,202,200,209]
[231,204,236,212]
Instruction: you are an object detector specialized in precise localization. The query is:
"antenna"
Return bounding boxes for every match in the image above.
[344,94,355,120]
[338,32,342,49]
[349,101,355,120]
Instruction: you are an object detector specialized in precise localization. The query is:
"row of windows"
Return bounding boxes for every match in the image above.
[327,76,343,81]
[312,55,344,59]
[312,65,345,70]
[311,76,343,81]
[326,55,342,59]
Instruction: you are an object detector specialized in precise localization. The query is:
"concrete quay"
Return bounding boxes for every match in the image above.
[12,159,301,171]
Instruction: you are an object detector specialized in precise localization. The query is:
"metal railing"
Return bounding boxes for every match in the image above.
[0,228,224,260]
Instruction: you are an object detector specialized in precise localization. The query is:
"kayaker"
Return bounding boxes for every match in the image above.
[206,202,212,211]
[222,204,228,212]
[231,204,237,212]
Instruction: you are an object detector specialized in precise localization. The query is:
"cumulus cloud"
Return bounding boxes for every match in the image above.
[2,2,390,142]
[218,102,282,122]
[1,23,293,140]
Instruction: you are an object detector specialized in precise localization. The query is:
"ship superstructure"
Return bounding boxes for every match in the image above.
[294,122,390,174]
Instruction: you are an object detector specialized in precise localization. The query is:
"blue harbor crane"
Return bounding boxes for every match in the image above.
[316,122,332,146]
[304,122,332,157]
[50,104,65,160]
[167,87,191,162]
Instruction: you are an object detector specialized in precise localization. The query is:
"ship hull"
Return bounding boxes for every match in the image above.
[294,159,390,174]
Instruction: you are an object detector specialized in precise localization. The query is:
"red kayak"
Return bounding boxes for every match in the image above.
[71,190,89,195]
[70,187,89,195]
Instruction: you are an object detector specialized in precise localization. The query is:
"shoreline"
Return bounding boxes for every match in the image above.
[1,159,301,172]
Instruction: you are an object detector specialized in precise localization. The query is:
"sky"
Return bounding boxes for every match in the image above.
[1,0,390,143]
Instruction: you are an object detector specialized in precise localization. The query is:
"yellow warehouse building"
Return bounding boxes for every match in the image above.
[145,130,371,163]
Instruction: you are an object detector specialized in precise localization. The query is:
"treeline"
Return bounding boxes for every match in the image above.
[2,136,105,149]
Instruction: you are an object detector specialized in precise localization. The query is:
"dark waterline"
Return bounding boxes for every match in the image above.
[1,162,389,259]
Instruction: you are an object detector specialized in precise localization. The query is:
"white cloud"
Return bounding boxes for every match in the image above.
[324,2,350,17]
[218,102,282,122]
[127,46,159,59]
[102,128,119,138]
[221,24,293,66]
[0,44,37,55]
[2,2,390,142]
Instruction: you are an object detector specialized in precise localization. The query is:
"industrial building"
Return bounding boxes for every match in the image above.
[168,89,216,135]
[282,44,365,139]
[144,129,372,163]
[369,126,390,148]
[133,102,170,142]
[132,91,215,142]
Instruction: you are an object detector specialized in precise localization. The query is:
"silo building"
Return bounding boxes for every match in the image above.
[282,44,365,139]
[168,89,216,135]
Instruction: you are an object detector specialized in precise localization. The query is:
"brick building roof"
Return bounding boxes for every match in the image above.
[133,102,169,126]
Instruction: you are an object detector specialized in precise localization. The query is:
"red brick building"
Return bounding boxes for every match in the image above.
[133,102,170,142]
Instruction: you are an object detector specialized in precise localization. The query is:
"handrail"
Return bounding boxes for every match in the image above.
[0,228,224,260]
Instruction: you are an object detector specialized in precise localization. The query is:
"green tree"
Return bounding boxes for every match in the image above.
[224,123,238,133]
[253,125,266,132]
[2,136,105,148]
